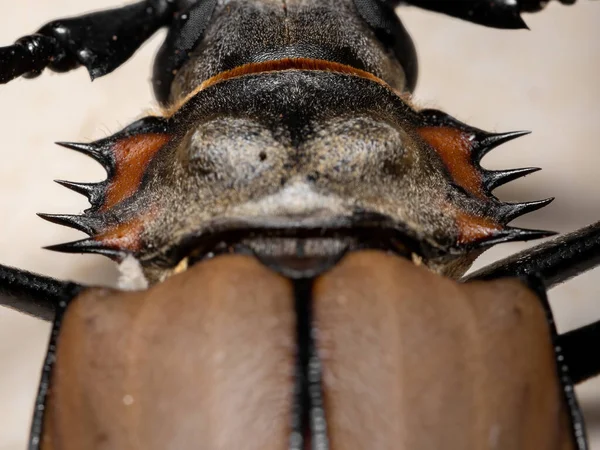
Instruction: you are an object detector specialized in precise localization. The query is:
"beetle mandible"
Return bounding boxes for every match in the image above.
[0,0,596,448]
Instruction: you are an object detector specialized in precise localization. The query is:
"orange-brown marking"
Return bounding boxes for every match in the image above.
[164,58,390,117]
[417,127,485,199]
[103,133,171,210]
[94,217,146,253]
[201,58,387,90]
[455,211,502,245]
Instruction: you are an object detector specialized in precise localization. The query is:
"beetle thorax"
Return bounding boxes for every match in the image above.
[168,0,411,104]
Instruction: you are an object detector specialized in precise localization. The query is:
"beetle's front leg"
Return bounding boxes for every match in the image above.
[394,0,577,28]
[0,264,81,321]
[465,221,600,288]
[0,266,82,448]
[0,0,175,84]
[561,321,600,385]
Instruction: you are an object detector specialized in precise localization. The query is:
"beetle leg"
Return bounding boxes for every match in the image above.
[463,221,600,289]
[517,274,589,450]
[560,322,600,385]
[352,0,418,91]
[0,0,176,85]
[392,0,577,29]
[28,297,72,450]
[0,268,82,447]
[0,264,81,321]
[152,0,218,104]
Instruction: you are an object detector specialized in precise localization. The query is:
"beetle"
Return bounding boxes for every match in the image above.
[0,0,596,448]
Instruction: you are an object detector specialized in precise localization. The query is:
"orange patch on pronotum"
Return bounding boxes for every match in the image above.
[102,133,171,210]
[455,212,502,245]
[95,218,146,253]
[417,127,485,199]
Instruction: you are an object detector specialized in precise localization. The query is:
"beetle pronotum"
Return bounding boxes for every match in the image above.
[0,0,598,449]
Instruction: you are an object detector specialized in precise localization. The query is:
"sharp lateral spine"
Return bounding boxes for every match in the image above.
[513,15,529,31]
[473,130,531,162]
[483,167,541,191]
[44,239,122,258]
[37,213,102,236]
[505,227,558,241]
[55,141,113,169]
[475,227,558,248]
[499,198,555,223]
[54,179,105,204]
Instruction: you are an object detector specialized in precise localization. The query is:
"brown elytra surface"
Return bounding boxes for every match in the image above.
[314,251,573,450]
[0,1,598,449]
[43,255,295,450]
[42,251,573,449]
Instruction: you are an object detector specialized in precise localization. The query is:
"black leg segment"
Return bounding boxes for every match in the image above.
[0,264,81,321]
[28,298,72,450]
[393,0,577,29]
[559,321,600,385]
[0,0,175,84]
[352,0,418,91]
[510,275,588,449]
[463,221,600,289]
[152,0,218,104]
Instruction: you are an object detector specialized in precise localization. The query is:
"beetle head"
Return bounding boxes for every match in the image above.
[43,70,554,283]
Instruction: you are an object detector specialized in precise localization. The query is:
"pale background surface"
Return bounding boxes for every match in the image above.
[0,0,598,448]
